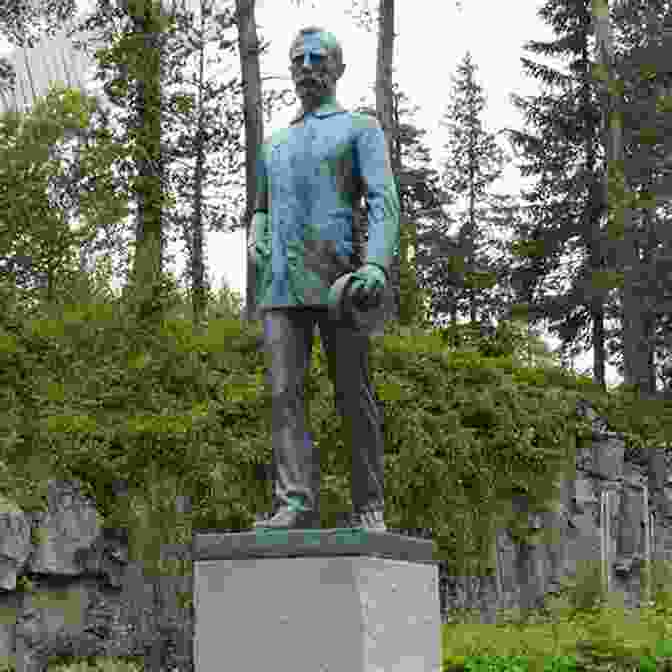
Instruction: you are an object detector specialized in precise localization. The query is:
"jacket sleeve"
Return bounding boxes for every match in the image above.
[354,116,400,280]
[254,141,269,214]
[251,142,270,247]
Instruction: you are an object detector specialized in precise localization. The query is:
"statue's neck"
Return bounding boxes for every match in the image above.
[301,92,337,115]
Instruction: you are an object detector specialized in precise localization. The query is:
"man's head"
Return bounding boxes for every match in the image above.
[289,26,345,110]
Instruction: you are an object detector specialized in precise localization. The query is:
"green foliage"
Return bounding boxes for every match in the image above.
[0,270,604,584]
[545,559,609,620]
[441,561,672,671]
[0,80,133,311]
[2,282,672,672]
[336,321,598,574]
[45,657,143,672]
[4,7,672,668]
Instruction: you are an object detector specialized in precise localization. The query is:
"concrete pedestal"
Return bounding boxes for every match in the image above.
[192,527,442,672]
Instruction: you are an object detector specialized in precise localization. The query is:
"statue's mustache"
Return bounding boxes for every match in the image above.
[297,74,325,84]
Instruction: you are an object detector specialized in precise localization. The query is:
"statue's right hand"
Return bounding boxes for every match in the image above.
[249,211,270,270]
[249,241,270,271]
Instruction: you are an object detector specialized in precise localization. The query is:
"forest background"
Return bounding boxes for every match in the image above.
[2,0,672,643]
[0,0,623,386]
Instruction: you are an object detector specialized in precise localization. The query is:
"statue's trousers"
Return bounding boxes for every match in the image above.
[262,307,385,516]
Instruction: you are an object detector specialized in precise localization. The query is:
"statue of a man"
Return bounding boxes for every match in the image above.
[249,26,400,530]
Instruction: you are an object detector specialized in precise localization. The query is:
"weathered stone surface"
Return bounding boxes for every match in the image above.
[29,480,103,577]
[0,480,193,672]
[439,402,672,624]
[616,464,646,561]
[592,433,625,482]
[0,496,32,592]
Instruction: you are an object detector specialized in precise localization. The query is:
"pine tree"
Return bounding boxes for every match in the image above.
[506,0,672,392]
[599,0,672,393]
[390,86,450,328]
[433,51,512,329]
[505,0,612,388]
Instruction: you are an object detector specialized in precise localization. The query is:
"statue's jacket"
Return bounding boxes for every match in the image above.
[253,98,400,315]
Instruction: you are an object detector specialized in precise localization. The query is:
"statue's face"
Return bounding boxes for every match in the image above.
[289,31,343,107]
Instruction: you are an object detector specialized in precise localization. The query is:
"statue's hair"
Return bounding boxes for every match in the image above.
[290,26,343,69]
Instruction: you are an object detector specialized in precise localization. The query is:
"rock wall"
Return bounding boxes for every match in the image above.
[0,479,194,672]
[1,403,671,669]
[440,402,672,624]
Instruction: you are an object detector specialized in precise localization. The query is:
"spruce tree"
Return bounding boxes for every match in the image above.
[506,0,672,391]
[430,51,513,330]
[602,1,672,392]
[390,86,450,328]
[354,88,447,329]
[505,0,612,387]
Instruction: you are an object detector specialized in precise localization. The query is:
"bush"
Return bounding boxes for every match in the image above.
[2,275,669,630]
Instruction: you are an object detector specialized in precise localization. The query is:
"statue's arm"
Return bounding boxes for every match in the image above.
[354,118,400,281]
[249,142,270,250]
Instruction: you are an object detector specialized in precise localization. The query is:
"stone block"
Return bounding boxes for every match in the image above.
[0,496,32,591]
[572,474,598,513]
[192,528,441,672]
[0,480,192,670]
[29,480,103,576]
[592,433,625,482]
[617,482,644,559]
[495,529,517,597]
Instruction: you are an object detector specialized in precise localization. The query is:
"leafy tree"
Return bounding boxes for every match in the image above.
[0,0,77,49]
[0,1,277,663]
[0,83,132,311]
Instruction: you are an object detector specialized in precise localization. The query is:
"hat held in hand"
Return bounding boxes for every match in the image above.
[327,271,387,332]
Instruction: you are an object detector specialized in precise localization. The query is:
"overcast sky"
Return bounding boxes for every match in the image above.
[0,0,623,386]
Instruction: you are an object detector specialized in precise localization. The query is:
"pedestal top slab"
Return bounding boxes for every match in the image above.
[192,528,437,564]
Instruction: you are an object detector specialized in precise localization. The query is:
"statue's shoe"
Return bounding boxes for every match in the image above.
[252,506,321,529]
[351,507,386,531]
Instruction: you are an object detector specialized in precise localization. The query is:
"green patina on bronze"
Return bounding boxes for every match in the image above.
[289,26,344,71]
[252,99,399,313]
[250,25,397,534]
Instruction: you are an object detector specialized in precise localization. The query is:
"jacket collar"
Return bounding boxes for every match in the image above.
[291,97,346,124]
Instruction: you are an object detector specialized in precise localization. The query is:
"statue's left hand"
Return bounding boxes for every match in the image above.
[349,264,387,309]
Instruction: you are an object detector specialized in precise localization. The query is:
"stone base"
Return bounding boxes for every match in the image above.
[192,527,442,672]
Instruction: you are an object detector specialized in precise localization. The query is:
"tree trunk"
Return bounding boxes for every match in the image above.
[593,0,651,393]
[468,164,477,325]
[392,88,419,327]
[190,0,208,331]
[236,0,264,324]
[124,0,166,324]
[376,0,396,174]
[375,0,398,324]
[592,0,668,604]
[582,29,606,389]
[122,7,170,664]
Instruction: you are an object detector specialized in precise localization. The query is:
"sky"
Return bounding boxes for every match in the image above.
[0,0,623,387]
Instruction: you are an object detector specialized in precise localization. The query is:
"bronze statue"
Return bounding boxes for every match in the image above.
[249,26,400,530]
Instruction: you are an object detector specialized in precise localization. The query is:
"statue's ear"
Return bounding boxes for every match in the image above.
[335,62,346,80]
